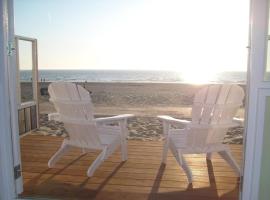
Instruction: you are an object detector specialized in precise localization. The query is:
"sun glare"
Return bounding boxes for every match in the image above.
[14,0,249,72]
[180,70,217,84]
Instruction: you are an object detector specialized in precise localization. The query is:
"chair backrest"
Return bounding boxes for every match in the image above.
[48,82,94,120]
[48,82,102,149]
[187,84,244,147]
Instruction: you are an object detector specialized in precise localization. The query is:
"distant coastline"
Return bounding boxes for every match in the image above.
[20,69,247,84]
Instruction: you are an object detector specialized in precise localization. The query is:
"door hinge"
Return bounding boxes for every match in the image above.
[14,164,21,180]
[7,41,16,56]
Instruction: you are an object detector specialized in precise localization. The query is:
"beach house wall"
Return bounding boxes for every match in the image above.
[1,0,270,199]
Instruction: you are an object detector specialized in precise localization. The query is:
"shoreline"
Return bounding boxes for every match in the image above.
[36,80,247,84]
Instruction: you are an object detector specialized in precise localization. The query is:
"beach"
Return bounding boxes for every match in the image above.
[26,82,245,143]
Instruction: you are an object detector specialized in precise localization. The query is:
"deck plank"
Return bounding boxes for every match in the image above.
[20,134,242,200]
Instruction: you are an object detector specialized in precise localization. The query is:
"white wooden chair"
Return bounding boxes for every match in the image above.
[47,82,134,177]
[158,84,244,183]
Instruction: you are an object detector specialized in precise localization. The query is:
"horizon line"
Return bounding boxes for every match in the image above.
[20,68,247,72]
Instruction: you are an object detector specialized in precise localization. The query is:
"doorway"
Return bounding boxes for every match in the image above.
[2,0,270,200]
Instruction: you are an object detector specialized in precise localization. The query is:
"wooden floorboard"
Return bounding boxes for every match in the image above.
[20,134,242,200]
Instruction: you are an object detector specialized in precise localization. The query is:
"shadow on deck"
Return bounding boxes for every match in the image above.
[20,135,242,200]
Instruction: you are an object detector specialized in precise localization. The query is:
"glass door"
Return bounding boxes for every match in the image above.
[15,36,39,135]
[242,0,270,199]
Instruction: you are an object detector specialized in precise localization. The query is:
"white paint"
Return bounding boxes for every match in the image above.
[0,0,19,199]
[7,0,23,194]
[15,36,39,129]
[18,101,36,109]
[242,0,270,199]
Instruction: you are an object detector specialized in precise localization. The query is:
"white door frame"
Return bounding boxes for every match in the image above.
[0,0,23,199]
[0,0,269,199]
[242,0,270,199]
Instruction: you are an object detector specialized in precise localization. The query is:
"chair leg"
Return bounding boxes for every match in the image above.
[179,155,193,183]
[218,150,241,176]
[161,122,170,164]
[120,122,128,161]
[206,152,213,160]
[87,149,107,177]
[81,148,87,154]
[162,139,169,164]
[120,138,128,161]
[174,151,193,183]
[48,143,71,168]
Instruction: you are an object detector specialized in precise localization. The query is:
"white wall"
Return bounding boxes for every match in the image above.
[0,0,17,199]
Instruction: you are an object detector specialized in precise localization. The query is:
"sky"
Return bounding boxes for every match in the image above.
[14,0,250,72]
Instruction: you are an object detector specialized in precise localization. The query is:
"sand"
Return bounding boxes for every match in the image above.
[24,82,245,144]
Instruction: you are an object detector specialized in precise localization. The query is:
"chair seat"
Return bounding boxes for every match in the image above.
[98,126,121,146]
[64,126,121,149]
[169,129,228,154]
[169,129,187,148]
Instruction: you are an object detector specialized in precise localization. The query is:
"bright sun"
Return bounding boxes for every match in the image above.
[15,0,249,75]
[180,70,217,84]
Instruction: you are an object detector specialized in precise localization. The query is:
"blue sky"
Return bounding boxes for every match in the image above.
[14,0,249,72]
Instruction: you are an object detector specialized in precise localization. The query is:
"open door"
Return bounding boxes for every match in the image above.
[15,35,39,135]
[242,0,270,199]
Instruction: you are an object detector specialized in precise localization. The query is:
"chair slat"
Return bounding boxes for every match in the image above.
[190,84,244,145]
[48,82,98,147]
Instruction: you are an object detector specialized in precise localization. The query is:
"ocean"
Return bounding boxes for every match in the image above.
[20,70,247,84]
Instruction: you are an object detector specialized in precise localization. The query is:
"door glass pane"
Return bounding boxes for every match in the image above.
[266,35,270,80]
[265,12,270,81]
[19,40,33,102]
[259,97,270,199]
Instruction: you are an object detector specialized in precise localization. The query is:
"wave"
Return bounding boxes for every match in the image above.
[20,69,247,84]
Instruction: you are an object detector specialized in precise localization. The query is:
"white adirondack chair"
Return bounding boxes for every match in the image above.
[47,82,134,177]
[158,84,244,183]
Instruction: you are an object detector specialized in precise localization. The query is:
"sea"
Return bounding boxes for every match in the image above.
[20,70,247,84]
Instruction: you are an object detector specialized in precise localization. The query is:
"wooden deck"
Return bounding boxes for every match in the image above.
[20,135,242,200]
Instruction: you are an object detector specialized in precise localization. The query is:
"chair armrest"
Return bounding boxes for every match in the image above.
[189,122,240,129]
[233,117,245,126]
[94,114,134,124]
[157,115,191,126]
